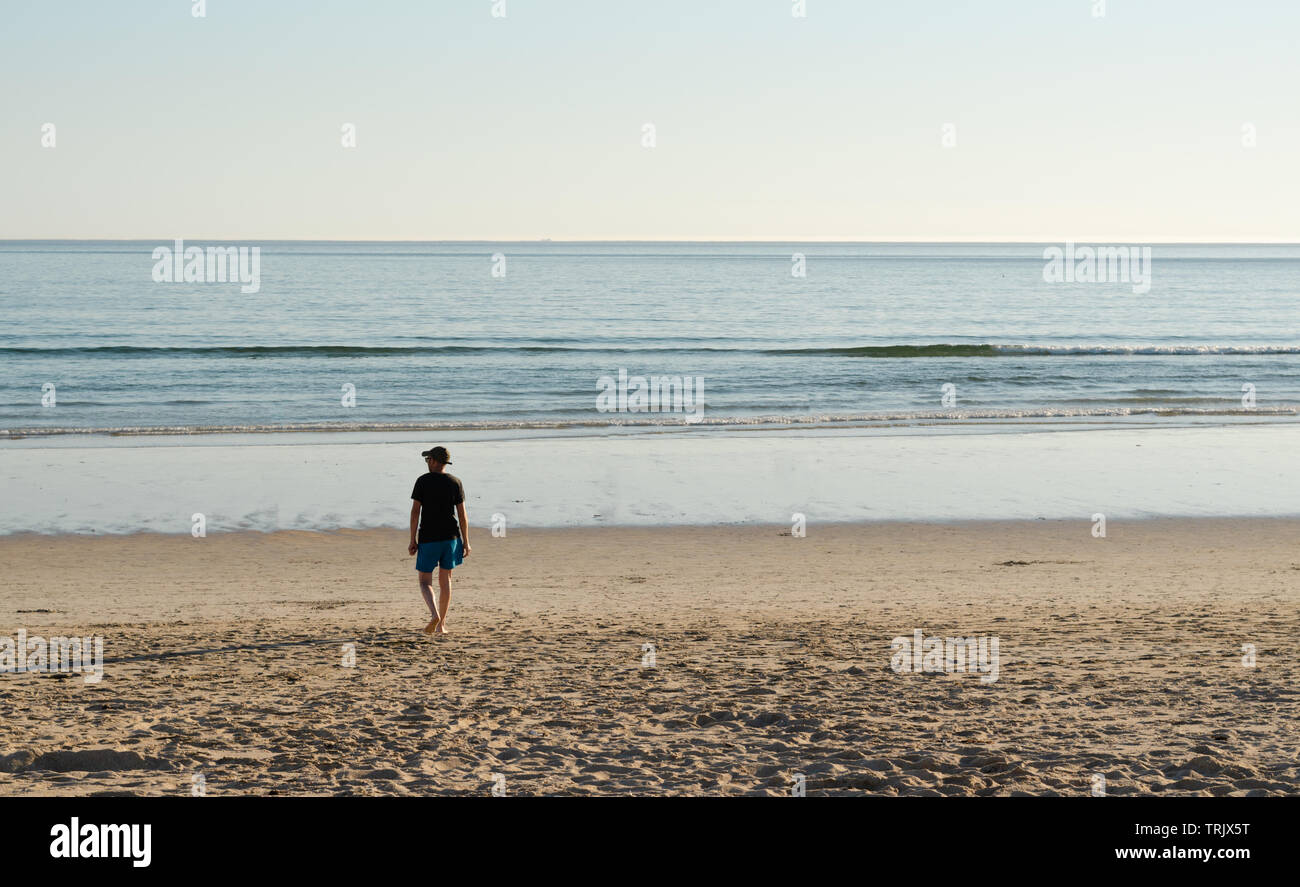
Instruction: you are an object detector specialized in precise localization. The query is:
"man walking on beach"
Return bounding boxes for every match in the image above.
[408,446,470,635]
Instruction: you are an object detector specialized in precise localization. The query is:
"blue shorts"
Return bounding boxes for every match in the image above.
[416,537,463,572]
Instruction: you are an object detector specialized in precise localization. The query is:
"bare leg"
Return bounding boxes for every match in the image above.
[418,571,439,633]
[436,568,452,634]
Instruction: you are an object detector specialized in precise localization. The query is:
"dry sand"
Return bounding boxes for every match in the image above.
[1,518,1297,796]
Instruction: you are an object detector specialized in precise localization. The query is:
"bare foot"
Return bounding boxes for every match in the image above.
[435,623,448,635]
[423,618,439,634]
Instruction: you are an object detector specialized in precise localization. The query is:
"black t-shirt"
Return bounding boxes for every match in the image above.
[411,472,465,543]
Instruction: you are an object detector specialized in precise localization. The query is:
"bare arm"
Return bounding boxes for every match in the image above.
[408,500,421,555]
[457,502,471,555]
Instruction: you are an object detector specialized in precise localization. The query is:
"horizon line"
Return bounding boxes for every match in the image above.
[3,238,1300,246]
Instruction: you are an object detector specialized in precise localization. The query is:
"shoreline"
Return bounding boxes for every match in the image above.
[3,518,1296,796]
[5,512,1300,541]
[2,423,1298,536]
[3,409,1297,441]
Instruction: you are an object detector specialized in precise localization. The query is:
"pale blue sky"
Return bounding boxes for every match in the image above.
[3,0,1298,240]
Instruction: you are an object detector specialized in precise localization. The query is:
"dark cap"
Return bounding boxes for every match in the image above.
[421,446,452,464]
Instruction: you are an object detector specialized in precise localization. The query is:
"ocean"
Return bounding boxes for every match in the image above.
[2,241,1297,436]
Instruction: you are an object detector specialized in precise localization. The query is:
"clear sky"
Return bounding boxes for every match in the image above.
[3,0,1298,241]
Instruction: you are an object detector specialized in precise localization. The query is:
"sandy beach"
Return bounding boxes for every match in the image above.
[2,518,1296,796]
